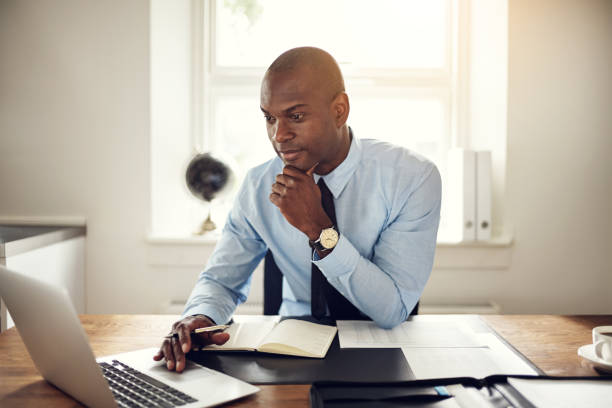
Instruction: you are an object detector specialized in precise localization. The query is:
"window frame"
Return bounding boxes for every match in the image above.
[198,0,467,155]
[150,0,510,245]
[153,0,488,239]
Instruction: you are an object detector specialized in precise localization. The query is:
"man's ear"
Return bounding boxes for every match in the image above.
[332,92,350,128]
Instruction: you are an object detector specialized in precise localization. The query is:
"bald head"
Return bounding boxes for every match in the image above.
[260,47,351,174]
[265,47,345,100]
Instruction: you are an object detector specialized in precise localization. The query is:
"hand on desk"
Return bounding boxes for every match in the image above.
[153,315,230,373]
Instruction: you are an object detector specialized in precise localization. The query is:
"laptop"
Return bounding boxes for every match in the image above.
[0,266,259,408]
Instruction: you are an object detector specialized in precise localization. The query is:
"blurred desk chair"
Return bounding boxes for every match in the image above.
[263,250,419,317]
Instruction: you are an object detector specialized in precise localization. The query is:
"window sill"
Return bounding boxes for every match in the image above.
[436,234,513,248]
[146,232,513,270]
[147,232,222,246]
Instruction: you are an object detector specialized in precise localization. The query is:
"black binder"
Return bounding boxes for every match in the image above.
[187,335,414,384]
[309,375,612,408]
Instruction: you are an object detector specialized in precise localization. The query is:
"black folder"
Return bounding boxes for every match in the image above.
[187,335,414,384]
[309,375,612,408]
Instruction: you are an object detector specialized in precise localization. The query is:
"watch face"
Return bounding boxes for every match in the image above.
[320,228,339,249]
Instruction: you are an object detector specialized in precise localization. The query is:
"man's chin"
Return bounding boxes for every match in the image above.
[280,155,313,171]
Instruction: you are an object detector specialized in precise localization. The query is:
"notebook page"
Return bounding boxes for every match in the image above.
[258,320,337,357]
[207,320,277,350]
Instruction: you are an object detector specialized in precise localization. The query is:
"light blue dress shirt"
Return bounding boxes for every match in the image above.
[183,133,441,329]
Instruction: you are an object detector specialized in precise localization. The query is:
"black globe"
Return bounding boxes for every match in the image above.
[185,153,231,202]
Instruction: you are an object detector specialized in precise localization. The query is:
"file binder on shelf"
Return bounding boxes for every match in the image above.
[310,375,612,408]
[446,148,476,242]
[445,148,493,242]
[476,151,492,241]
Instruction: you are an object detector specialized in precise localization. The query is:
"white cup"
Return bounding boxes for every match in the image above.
[593,326,612,362]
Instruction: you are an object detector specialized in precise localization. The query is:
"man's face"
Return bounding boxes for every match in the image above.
[260,68,342,173]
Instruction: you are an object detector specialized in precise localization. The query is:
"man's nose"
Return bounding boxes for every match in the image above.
[272,120,293,143]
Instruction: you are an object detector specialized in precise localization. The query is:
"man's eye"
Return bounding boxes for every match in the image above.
[290,113,304,121]
[264,115,275,123]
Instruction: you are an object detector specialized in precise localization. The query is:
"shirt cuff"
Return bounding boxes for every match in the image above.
[312,233,360,280]
[182,304,226,326]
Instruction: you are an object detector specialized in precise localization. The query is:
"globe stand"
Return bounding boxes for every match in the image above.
[185,152,235,236]
[196,210,216,235]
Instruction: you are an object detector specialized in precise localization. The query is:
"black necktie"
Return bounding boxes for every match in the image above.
[311,178,366,320]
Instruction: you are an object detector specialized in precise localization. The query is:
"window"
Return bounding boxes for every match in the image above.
[150,0,508,239]
[204,0,455,181]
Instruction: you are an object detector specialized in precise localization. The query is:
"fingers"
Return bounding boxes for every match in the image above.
[282,163,318,177]
[153,349,163,361]
[275,173,295,187]
[306,162,319,176]
[282,165,308,178]
[154,331,228,373]
[172,337,186,373]
[276,164,319,190]
[269,191,280,207]
[193,330,230,347]
[177,323,191,354]
[270,165,320,211]
[160,338,175,371]
[271,174,295,205]
[210,332,230,345]
[271,182,288,196]
[155,315,216,372]
[272,170,310,197]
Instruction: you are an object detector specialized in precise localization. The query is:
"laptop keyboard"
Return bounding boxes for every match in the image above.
[99,360,198,407]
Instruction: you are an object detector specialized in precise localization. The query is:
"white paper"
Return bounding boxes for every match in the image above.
[337,319,486,348]
[402,333,538,379]
[508,378,612,408]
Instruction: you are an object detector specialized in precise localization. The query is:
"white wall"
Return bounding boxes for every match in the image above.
[422,0,612,313]
[504,0,612,312]
[1,0,611,315]
[0,0,154,313]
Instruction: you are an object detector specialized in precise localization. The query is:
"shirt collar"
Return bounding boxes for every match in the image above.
[314,127,361,200]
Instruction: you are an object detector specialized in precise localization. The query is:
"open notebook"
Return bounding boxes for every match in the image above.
[198,318,337,358]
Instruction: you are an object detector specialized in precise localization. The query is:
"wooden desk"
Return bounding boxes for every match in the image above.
[1,314,611,407]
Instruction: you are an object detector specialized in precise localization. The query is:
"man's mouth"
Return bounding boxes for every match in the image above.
[279,149,303,162]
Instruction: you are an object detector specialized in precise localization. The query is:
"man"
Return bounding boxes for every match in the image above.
[155,47,441,372]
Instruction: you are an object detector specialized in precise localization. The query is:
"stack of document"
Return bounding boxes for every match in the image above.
[337,319,485,348]
[337,316,538,379]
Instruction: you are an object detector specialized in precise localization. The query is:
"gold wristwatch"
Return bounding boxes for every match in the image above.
[309,226,339,252]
